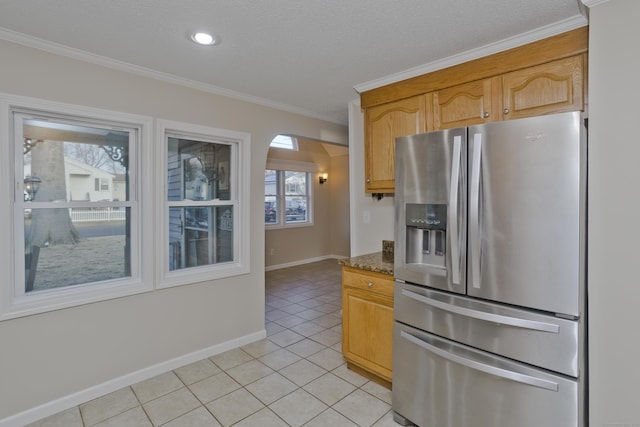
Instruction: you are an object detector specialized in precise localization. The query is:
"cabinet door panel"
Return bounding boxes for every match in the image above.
[433,77,501,129]
[342,287,393,381]
[502,55,584,119]
[365,95,426,193]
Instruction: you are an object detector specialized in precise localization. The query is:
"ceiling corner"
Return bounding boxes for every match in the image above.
[580,0,609,7]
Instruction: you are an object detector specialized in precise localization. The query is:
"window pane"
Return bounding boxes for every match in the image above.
[284,171,306,196]
[168,137,231,201]
[264,169,277,195]
[265,196,277,224]
[284,171,308,223]
[264,170,277,224]
[285,196,307,222]
[24,207,130,292]
[23,119,129,203]
[20,117,133,294]
[168,206,234,271]
[270,135,297,150]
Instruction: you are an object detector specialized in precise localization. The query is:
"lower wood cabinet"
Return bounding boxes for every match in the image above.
[341,266,394,386]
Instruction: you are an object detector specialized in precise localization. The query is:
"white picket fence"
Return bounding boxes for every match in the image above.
[69,208,126,223]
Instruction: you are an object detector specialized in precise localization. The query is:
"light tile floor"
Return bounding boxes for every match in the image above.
[28,259,401,427]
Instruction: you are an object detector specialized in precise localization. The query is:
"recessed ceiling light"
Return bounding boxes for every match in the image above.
[189,31,217,46]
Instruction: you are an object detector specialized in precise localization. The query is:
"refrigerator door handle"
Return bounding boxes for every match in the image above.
[448,135,462,285]
[469,132,482,289]
[399,330,560,392]
[401,289,560,333]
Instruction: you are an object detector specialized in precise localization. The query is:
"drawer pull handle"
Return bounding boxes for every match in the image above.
[401,289,560,333]
[400,331,559,391]
[368,282,373,288]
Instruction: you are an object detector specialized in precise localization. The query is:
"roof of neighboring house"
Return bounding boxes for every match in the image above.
[64,157,115,178]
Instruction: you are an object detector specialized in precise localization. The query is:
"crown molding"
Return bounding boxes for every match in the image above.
[0,27,344,125]
[581,0,609,7]
[354,14,588,94]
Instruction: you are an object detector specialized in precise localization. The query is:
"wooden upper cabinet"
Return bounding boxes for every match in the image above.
[433,54,585,129]
[432,76,502,130]
[364,94,426,193]
[502,54,585,120]
[361,29,588,193]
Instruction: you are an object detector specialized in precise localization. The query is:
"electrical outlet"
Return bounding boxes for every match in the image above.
[269,248,275,256]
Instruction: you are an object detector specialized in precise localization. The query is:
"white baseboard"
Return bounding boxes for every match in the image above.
[265,254,346,272]
[0,329,267,427]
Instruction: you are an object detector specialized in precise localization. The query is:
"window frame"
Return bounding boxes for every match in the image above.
[0,93,154,321]
[265,159,316,229]
[156,119,250,289]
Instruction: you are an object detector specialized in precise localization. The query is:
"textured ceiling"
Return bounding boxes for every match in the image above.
[0,1,588,125]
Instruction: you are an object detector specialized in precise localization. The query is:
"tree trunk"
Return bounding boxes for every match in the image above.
[26,140,82,247]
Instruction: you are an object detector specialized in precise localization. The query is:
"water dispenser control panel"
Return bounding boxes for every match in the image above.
[405,203,447,230]
[405,203,447,266]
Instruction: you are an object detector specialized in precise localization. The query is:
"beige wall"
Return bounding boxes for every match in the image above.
[328,153,351,257]
[587,0,640,424]
[264,140,350,268]
[0,39,347,422]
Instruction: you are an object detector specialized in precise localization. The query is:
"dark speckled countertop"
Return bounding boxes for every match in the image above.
[338,252,394,276]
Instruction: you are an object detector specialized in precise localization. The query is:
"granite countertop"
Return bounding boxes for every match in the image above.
[338,251,394,276]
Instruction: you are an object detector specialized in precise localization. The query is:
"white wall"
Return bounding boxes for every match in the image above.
[587,0,640,424]
[348,100,395,256]
[0,39,347,423]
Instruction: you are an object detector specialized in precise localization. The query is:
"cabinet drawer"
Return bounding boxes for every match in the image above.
[342,268,394,298]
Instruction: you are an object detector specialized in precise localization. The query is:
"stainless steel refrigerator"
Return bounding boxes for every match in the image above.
[392,111,587,427]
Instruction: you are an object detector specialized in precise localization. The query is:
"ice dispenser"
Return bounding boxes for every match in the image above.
[405,203,447,268]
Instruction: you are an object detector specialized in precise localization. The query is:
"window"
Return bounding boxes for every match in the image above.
[264,168,312,227]
[1,95,153,320]
[269,134,298,150]
[95,178,109,191]
[158,120,250,288]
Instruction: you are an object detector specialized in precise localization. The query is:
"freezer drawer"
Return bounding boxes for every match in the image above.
[392,322,584,427]
[395,281,581,377]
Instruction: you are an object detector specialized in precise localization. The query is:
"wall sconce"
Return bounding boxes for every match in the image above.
[319,173,328,185]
